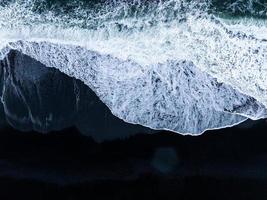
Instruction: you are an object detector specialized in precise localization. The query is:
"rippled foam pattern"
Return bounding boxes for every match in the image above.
[0,0,266,134]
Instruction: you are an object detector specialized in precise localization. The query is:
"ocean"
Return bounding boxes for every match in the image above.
[0,0,267,199]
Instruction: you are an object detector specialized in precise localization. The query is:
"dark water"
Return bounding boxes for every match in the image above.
[2,0,267,18]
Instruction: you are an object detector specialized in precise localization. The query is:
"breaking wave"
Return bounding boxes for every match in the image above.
[0,0,267,135]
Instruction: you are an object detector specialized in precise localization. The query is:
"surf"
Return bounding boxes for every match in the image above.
[0,0,266,135]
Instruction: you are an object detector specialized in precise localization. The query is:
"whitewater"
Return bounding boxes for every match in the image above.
[0,0,267,135]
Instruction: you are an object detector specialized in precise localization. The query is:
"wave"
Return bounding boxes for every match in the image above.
[0,0,267,135]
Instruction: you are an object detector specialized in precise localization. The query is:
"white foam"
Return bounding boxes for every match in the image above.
[0,0,267,134]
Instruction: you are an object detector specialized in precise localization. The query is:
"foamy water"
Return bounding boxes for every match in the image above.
[0,0,267,134]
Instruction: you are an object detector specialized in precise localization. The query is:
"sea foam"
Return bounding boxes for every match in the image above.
[0,0,266,134]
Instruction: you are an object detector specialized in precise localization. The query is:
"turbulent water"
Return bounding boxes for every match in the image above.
[0,0,266,135]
